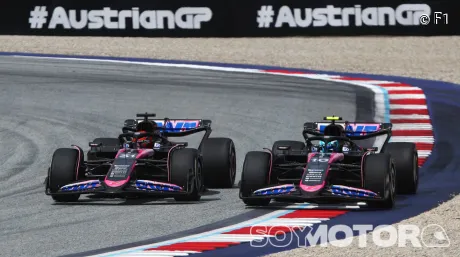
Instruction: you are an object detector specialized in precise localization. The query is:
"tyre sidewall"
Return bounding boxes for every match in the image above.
[239,151,271,197]
[201,138,236,188]
[383,142,418,194]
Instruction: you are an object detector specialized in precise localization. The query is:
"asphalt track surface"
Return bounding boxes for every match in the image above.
[0,56,374,257]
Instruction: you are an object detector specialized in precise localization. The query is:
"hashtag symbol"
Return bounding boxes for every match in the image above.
[257,5,275,28]
[29,6,48,29]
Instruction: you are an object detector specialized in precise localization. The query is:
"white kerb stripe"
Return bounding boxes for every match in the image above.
[392,123,433,130]
[390,114,430,119]
[350,80,398,84]
[418,150,432,157]
[277,217,330,221]
[116,254,177,257]
[120,251,192,256]
[256,221,316,226]
[287,74,342,79]
[390,104,427,109]
[144,250,200,254]
[389,94,426,99]
[257,218,323,224]
[189,234,271,242]
[383,87,422,91]
[391,136,434,143]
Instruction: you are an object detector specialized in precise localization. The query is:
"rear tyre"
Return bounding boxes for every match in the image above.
[201,138,236,188]
[48,148,81,202]
[383,142,418,194]
[170,148,202,202]
[239,151,271,206]
[272,140,305,156]
[363,153,395,209]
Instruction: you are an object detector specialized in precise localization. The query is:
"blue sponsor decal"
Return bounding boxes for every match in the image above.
[253,185,296,196]
[330,185,378,198]
[153,120,200,132]
[319,124,379,136]
[60,180,101,192]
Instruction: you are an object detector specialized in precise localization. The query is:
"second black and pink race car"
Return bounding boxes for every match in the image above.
[239,116,419,209]
[45,113,236,202]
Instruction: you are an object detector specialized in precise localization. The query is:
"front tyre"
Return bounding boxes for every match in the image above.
[363,153,396,209]
[383,142,418,194]
[239,151,271,206]
[48,148,81,202]
[170,148,202,202]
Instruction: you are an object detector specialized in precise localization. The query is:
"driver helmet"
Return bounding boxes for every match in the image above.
[136,120,156,132]
[134,121,158,148]
[322,123,345,152]
[317,140,340,153]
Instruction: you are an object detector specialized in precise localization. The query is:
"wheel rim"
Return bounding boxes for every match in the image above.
[229,144,236,184]
[390,166,396,201]
[385,172,390,198]
[413,153,418,185]
[385,164,396,201]
[196,161,202,191]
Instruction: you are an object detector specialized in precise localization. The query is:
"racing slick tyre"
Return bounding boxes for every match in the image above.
[239,151,271,206]
[48,148,81,202]
[170,148,202,202]
[363,153,396,209]
[272,140,305,156]
[383,142,418,195]
[201,138,236,188]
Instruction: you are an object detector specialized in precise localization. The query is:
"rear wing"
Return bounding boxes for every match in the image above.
[305,122,392,136]
[124,118,211,132]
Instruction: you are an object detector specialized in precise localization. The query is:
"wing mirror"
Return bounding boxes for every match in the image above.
[89,142,102,147]
[174,142,188,147]
[277,146,291,150]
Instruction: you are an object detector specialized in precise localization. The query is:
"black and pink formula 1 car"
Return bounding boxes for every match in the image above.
[239,116,419,209]
[45,113,236,203]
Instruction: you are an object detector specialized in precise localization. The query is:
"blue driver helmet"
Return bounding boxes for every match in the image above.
[318,141,325,152]
[327,140,339,152]
[317,140,339,153]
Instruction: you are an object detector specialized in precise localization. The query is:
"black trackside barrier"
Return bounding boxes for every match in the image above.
[0,0,458,37]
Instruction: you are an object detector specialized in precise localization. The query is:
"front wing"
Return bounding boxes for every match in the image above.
[240,184,384,202]
[45,179,193,197]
